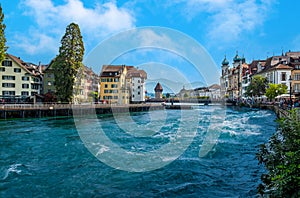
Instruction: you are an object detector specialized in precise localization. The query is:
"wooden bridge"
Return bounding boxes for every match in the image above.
[0,103,164,119]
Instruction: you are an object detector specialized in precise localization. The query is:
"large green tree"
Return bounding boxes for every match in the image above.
[257,109,300,197]
[0,4,7,63]
[245,75,268,97]
[52,23,84,102]
[265,83,287,100]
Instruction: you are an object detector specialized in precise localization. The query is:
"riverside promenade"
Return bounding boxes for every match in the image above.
[0,103,165,119]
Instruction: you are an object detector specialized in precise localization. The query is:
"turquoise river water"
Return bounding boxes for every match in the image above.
[0,106,277,197]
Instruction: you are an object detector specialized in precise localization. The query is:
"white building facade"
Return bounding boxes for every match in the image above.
[126,68,147,103]
[0,54,43,103]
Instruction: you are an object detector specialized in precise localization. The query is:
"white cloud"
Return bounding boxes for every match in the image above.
[169,0,276,43]
[137,29,178,50]
[16,0,135,61]
[13,31,58,55]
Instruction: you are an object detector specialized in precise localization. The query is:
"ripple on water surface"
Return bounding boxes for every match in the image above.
[0,107,277,197]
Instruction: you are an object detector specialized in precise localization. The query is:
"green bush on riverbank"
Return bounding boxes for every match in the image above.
[256,109,300,197]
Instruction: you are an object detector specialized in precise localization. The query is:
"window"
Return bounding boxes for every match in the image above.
[101,78,106,82]
[22,84,29,89]
[2,60,12,67]
[138,80,140,83]
[104,90,118,93]
[295,65,300,69]
[2,83,15,88]
[281,72,286,81]
[2,91,15,96]
[104,84,108,88]
[2,76,15,80]
[294,83,300,92]
[31,84,39,90]
[33,78,39,82]
[138,86,140,89]
[138,91,140,95]
[113,96,118,99]
[31,92,38,96]
[103,96,113,99]
[111,84,118,88]
[22,76,30,81]
[21,91,29,96]
[294,73,300,81]
[14,68,21,73]
[114,78,119,82]
[133,94,135,98]
[0,67,5,72]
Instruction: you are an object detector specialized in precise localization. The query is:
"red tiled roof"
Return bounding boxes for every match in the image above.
[209,84,221,89]
[271,64,293,70]
[126,68,147,79]
[154,82,163,92]
[100,65,135,77]
[6,54,40,76]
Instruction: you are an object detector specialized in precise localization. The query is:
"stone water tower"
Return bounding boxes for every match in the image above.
[154,82,163,99]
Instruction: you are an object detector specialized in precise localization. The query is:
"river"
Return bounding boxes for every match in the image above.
[0,106,277,197]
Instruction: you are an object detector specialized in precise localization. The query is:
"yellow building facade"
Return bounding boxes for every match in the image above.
[99,65,132,104]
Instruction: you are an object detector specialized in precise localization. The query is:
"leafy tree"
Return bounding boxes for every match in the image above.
[266,83,287,100]
[89,91,99,102]
[52,23,84,102]
[256,109,300,197]
[245,75,268,97]
[0,4,7,63]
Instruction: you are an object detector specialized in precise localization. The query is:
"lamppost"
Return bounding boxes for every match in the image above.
[289,75,293,109]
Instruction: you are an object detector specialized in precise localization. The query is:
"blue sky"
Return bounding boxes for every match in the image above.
[2,0,300,91]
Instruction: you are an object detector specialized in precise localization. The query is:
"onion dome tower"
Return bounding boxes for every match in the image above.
[233,51,242,68]
[221,55,229,76]
[233,51,242,63]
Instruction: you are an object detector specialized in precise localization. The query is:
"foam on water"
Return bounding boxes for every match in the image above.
[0,106,277,197]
